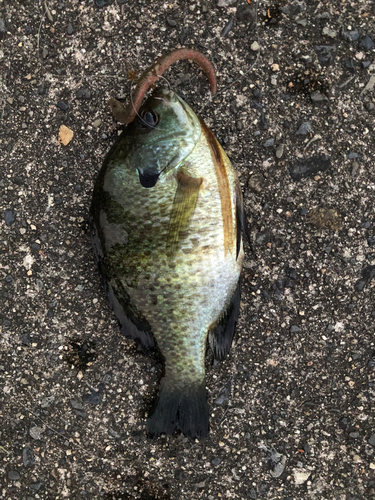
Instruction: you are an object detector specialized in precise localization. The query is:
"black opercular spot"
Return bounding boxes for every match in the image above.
[138,170,160,188]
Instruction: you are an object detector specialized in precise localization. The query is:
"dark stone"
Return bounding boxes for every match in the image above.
[221,18,235,38]
[211,457,221,466]
[363,61,371,69]
[251,101,262,112]
[214,385,230,406]
[237,3,256,28]
[180,27,189,44]
[82,383,105,405]
[290,325,300,333]
[5,275,12,282]
[360,35,374,51]
[67,23,74,35]
[37,81,47,95]
[70,399,85,410]
[8,470,20,480]
[76,88,91,100]
[315,45,336,66]
[31,242,40,251]
[264,138,274,147]
[57,101,68,111]
[310,90,329,105]
[367,235,375,247]
[12,176,24,185]
[249,488,257,499]
[362,264,375,282]
[295,121,312,135]
[30,482,43,491]
[0,17,6,35]
[259,112,269,130]
[344,58,356,71]
[341,28,359,42]
[346,152,359,159]
[289,154,331,181]
[20,333,32,345]
[369,435,375,446]
[166,17,177,27]
[3,208,17,226]
[280,1,306,17]
[355,280,366,292]
[23,447,35,468]
[95,0,112,7]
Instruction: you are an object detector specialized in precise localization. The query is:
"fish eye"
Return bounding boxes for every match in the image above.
[139,110,159,128]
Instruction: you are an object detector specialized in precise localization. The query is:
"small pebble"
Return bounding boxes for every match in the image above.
[29,426,44,440]
[166,17,177,28]
[264,138,274,147]
[57,101,68,111]
[293,469,311,485]
[251,41,260,51]
[310,90,329,104]
[360,35,374,51]
[295,121,312,135]
[221,18,234,38]
[23,447,35,468]
[37,81,47,95]
[289,154,331,181]
[76,88,91,100]
[323,26,337,38]
[8,470,20,481]
[276,144,284,158]
[3,208,17,226]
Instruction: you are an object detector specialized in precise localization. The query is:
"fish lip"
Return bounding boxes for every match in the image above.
[151,88,175,100]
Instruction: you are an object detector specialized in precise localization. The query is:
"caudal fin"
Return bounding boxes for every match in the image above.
[146,379,209,440]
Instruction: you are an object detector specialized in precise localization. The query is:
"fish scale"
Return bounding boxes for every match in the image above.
[91,88,246,439]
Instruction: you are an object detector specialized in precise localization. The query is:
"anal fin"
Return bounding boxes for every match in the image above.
[208,280,241,361]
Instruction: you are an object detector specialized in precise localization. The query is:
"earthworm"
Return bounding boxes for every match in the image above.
[109,48,217,125]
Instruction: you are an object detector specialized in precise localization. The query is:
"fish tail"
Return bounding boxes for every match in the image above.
[146,378,209,440]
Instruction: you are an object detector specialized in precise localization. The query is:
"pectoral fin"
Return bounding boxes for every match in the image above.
[167,171,203,258]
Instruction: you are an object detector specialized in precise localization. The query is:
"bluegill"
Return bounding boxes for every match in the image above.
[90,51,248,439]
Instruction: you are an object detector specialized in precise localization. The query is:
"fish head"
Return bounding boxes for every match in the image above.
[125,88,201,188]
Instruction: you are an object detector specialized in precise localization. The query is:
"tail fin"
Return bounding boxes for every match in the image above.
[146,379,209,440]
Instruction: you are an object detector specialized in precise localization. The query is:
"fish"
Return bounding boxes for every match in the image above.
[90,49,248,440]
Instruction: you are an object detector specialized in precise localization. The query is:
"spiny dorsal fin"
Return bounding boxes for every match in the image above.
[167,171,203,259]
